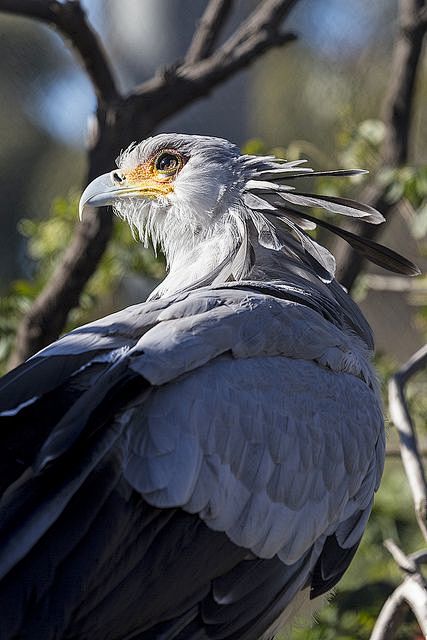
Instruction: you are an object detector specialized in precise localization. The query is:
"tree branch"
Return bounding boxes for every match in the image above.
[125,0,298,142]
[370,540,427,639]
[185,0,234,64]
[3,0,300,364]
[370,573,427,639]
[370,351,427,638]
[336,0,427,291]
[207,0,298,58]
[384,539,418,574]
[361,273,427,293]
[0,0,119,106]
[389,344,427,541]
[382,0,427,166]
[8,207,114,369]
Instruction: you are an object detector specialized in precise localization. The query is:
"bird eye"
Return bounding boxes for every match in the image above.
[154,151,181,174]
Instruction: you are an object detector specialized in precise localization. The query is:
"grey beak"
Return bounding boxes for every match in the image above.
[79,172,119,220]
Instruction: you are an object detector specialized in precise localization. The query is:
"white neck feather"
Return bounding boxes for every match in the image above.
[149,207,245,299]
[113,197,245,300]
[113,191,374,349]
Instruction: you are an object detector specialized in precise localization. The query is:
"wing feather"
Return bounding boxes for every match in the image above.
[0,285,384,639]
[125,352,383,563]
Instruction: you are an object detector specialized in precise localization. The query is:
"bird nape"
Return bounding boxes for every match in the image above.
[0,134,418,640]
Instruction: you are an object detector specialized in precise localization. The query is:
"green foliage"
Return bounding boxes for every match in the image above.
[338,118,386,171]
[0,193,165,372]
[378,166,427,211]
[0,291,31,366]
[242,138,269,155]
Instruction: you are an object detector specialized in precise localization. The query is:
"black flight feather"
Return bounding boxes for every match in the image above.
[277,207,420,276]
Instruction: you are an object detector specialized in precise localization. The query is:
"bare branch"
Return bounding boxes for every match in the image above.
[336,0,427,291]
[8,205,114,369]
[396,343,427,383]
[361,273,427,293]
[410,549,427,565]
[382,0,427,165]
[370,574,427,640]
[127,0,298,140]
[371,539,427,638]
[387,447,427,457]
[186,0,234,64]
[388,344,427,541]
[384,539,418,574]
[0,0,119,106]
[372,351,427,638]
[209,0,298,59]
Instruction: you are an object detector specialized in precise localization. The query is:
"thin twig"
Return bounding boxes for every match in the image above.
[370,539,427,639]
[371,352,427,639]
[0,0,119,106]
[336,0,427,291]
[127,0,298,140]
[370,574,427,640]
[206,0,298,60]
[384,539,418,574]
[387,447,427,457]
[186,0,234,64]
[388,344,427,541]
[362,273,427,293]
[410,549,427,566]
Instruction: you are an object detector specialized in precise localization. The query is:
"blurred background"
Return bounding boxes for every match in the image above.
[0,1,426,638]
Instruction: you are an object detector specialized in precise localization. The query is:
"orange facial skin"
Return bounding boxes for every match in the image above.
[123,150,186,198]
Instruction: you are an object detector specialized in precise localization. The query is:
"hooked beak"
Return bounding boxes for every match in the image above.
[79,172,133,220]
[79,170,174,220]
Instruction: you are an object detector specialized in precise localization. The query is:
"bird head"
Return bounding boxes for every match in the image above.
[80,133,419,298]
[79,134,245,234]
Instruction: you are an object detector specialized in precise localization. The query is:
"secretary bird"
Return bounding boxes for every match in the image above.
[0,134,419,639]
